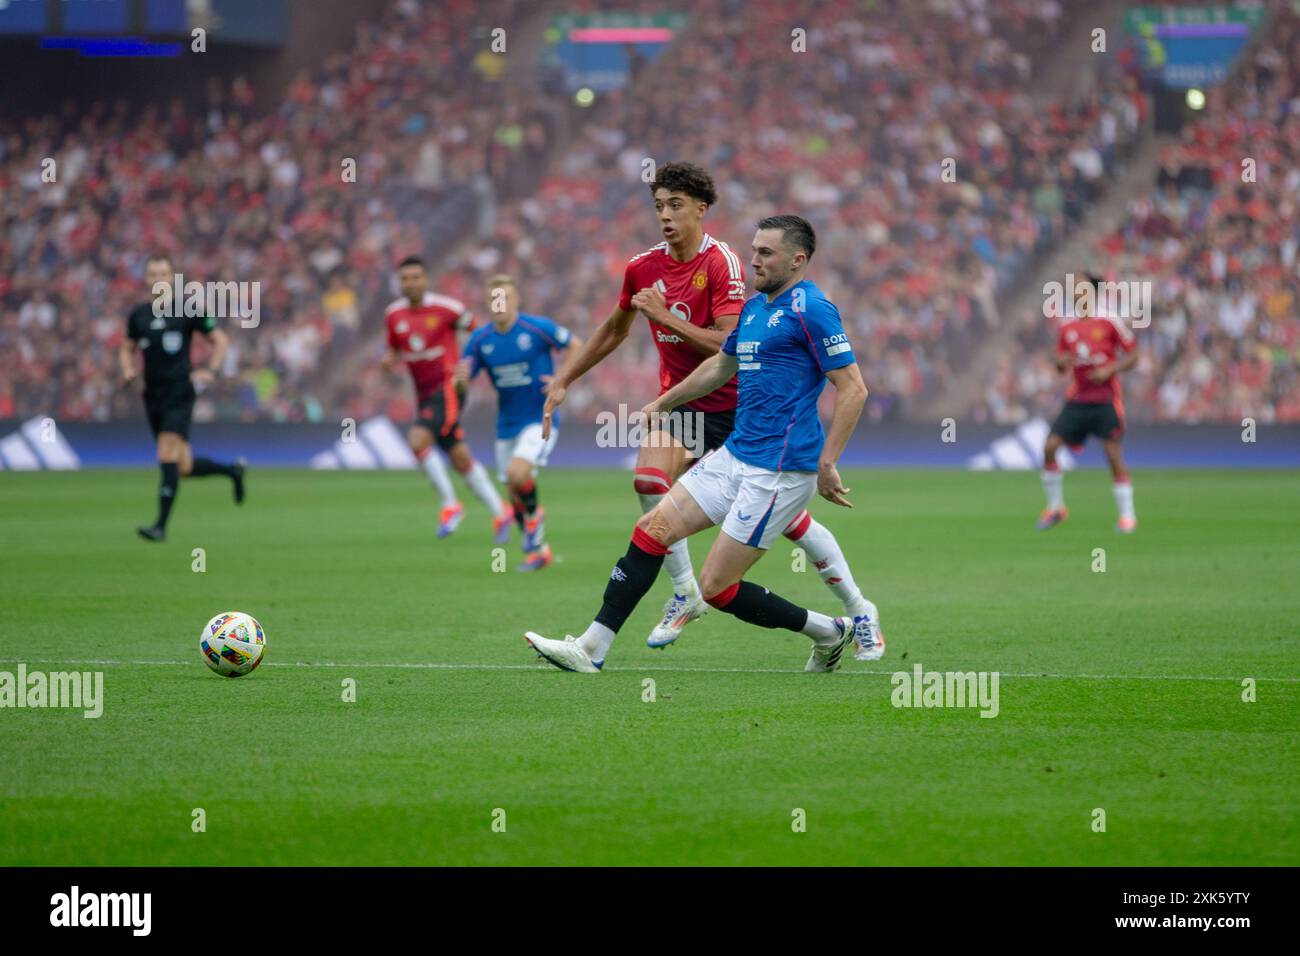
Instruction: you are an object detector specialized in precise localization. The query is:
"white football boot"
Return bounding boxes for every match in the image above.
[805,617,853,673]
[850,599,886,662]
[525,632,603,673]
[646,590,709,648]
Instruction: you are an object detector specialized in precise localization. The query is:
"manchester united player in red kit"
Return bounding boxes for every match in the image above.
[383,256,511,541]
[1039,275,1140,533]
[542,163,882,658]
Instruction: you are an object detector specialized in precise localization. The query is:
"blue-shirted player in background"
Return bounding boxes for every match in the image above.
[524,216,875,671]
[456,274,583,571]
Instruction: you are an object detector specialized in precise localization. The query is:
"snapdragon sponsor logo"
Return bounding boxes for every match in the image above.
[152,272,261,328]
[890,664,999,718]
[1042,272,1151,329]
[595,403,705,457]
[0,664,103,718]
[50,886,151,936]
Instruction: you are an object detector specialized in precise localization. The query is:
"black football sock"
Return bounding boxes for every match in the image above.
[705,580,809,632]
[517,478,538,517]
[190,456,236,478]
[512,500,526,529]
[156,462,180,529]
[593,527,668,633]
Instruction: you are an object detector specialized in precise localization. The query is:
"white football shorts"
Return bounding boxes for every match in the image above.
[495,422,557,481]
[678,444,816,550]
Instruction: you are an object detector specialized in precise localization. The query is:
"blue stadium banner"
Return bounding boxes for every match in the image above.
[146,0,187,33]
[0,0,47,33]
[61,0,129,33]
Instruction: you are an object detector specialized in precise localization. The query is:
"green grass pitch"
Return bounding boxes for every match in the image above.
[1,467,1296,866]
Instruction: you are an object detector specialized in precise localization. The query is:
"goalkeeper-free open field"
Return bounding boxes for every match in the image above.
[1,468,1296,866]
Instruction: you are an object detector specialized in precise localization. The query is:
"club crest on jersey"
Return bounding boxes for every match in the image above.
[517,333,532,350]
[692,271,707,289]
[768,310,784,328]
[482,343,494,355]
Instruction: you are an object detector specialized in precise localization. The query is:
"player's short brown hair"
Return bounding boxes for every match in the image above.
[397,255,426,272]
[485,274,516,289]
[648,162,718,207]
[756,215,816,260]
[146,253,173,270]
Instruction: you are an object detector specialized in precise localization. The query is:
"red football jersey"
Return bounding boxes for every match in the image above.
[618,233,746,413]
[1057,315,1136,405]
[385,292,474,400]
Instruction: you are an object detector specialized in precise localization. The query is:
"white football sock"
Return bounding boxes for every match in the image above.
[638,491,697,594]
[801,610,840,643]
[418,449,457,506]
[788,515,867,615]
[1113,479,1135,520]
[577,621,616,662]
[1042,467,1065,511]
[464,460,505,515]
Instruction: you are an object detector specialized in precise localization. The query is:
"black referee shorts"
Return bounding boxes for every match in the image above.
[144,383,196,441]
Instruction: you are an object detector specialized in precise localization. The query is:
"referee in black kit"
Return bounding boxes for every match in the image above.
[117,254,246,541]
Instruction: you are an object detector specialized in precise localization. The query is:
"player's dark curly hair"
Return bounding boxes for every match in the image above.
[648,162,718,207]
[756,215,816,260]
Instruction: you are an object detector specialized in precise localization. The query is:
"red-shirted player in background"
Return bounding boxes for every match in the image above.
[1039,274,1140,533]
[542,163,881,657]
[383,256,512,541]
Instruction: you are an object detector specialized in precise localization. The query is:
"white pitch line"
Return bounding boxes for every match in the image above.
[0,658,1295,682]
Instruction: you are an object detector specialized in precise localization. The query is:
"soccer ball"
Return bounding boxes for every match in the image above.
[199,611,266,677]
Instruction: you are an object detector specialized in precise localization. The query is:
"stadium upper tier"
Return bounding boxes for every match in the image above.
[2,0,1292,425]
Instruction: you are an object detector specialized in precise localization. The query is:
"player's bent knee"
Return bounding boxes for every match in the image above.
[636,507,676,545]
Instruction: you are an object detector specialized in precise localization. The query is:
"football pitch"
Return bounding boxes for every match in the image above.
[1,467,1296,866]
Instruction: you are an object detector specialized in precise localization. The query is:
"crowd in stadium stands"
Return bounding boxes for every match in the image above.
[348,0,1145,424]
[0,0,544,424]
[14,0,1280,430]
[980,5,1300,424]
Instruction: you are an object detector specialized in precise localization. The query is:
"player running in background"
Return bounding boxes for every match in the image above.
[1038,274,1140,533]
[525,216,871,672]
[541,163,882,659]
[119,254,245,542]
[383,256,512,541]
[455,274,583,571]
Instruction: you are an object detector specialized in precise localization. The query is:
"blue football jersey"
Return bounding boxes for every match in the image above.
[463,314,572,439]
[720,280,856,472]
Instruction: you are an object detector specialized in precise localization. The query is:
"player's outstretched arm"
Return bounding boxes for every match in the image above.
[642,352,739,419]
[817,363,869,508]
[554,306,635,389]
[542,308,634,438]
[547,335,585,391]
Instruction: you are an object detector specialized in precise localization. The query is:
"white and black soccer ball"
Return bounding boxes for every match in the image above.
[199,611,266,678]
